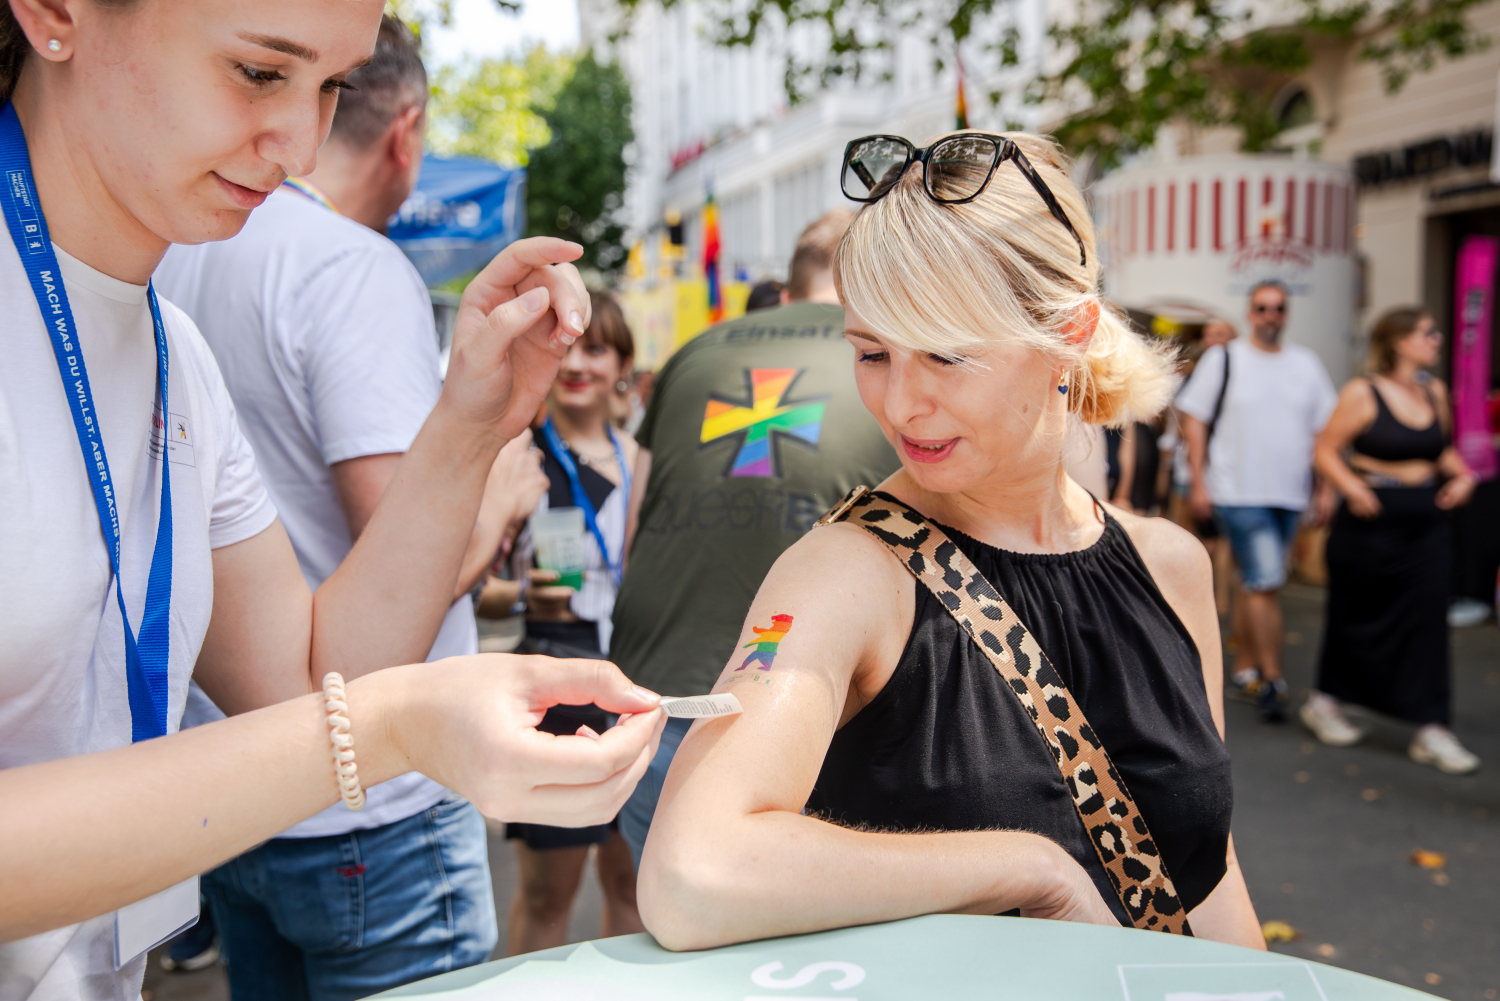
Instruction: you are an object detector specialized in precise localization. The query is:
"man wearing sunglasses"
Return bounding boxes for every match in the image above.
[1177,281,1339,722]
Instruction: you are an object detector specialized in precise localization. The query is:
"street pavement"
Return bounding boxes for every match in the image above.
[141,583,1498,1001]
[1227,583,1498,1001]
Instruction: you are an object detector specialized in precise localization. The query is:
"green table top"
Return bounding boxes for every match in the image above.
[375,914,1435,1000]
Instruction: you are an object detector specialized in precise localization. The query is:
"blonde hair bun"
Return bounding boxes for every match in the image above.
[834,131,1175,427]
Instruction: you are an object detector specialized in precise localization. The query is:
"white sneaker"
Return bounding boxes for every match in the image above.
[1299,693,1363,747]
[1447,598,1491,628]
[1409,725,1480,775]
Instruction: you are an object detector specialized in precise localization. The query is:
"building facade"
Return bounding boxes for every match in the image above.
[583,0,1046,281]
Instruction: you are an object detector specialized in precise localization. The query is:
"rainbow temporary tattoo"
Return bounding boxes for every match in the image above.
[737,614,794,671]
[701,369,827,478]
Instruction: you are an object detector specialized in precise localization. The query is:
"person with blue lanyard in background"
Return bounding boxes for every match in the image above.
[0,4,665,1000]
[506,291,643,955]
[154,17,553,999]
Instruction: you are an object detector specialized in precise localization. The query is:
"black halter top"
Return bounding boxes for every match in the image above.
[1352,379,1446,464]
[806,509,1233,924]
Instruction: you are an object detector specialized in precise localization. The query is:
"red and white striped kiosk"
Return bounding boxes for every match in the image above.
[1093,155,1358,382]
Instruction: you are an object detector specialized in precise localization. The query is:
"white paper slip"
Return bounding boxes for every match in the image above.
[659,693,743,718]
[114,875,200,969]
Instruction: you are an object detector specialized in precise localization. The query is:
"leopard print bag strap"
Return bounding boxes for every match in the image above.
[816,486,1193,935]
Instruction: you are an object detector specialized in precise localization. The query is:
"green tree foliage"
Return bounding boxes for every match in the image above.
[526,51,635,275]
[427,46,574,167]
[618,0,1489,166]
[384,0,519,32]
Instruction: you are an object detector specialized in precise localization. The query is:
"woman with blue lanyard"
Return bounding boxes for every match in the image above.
[0,3,663,998]
[506,292,642,955]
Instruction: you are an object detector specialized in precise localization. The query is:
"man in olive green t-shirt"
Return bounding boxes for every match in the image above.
[614,210,899,864]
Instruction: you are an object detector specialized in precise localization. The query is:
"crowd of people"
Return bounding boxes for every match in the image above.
[0,3,1483,1001]
[1108,283,1481,774]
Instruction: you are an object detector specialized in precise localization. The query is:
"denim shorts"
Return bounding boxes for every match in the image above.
[1215,505,1301,592]
[202,795,496,1001]
[617,717,693,869]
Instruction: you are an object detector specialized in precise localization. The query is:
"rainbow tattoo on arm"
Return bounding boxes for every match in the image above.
[737,614,794,671]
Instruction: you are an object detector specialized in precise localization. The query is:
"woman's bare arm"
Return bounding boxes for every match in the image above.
[1115,507,1264,948]
[1427,381,1478,509]
[1314,380,1384,518]
[638,525,1113,952]
[0,657,663,943]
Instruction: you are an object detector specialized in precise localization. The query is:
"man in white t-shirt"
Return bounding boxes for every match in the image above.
[1177,281,1338,722]
[154,19,540,999]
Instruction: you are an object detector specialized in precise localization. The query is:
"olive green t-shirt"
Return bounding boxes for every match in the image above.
[611,302,900,695]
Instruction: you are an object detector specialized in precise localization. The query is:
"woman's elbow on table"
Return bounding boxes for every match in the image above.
[637,831,749,951]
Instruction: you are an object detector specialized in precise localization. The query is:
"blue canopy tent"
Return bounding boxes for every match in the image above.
[389,155,526,287]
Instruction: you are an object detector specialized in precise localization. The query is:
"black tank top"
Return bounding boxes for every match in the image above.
[1352,380,1446,463]
[807,509,1232,924]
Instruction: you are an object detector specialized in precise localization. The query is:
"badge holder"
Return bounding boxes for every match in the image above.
[113,876,200,969]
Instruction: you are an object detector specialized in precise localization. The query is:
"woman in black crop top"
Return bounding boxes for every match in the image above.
[636,133,1263,951]
[1310,308,1479,773]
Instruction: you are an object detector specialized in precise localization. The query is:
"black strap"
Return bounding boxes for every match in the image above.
[1205,347,1231,445]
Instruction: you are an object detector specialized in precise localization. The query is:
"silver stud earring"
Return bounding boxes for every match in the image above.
[616,380,629,393]
[47,39,62,52]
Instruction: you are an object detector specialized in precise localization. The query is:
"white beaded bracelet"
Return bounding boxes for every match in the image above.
[322,672,366,811]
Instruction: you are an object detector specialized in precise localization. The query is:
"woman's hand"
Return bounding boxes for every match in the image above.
[373,654,664,828]
[1345,481,1383,519]
[488,429,551,528]
[1016,844,1118,926]
[475,576,523,618]
[525,569,577,620]
[441,238,592,444]
[1436,472,1476,510]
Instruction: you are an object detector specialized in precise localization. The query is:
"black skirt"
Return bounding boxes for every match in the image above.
[1317,487,1452,726]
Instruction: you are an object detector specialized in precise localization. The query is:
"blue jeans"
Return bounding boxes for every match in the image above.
[203,795,497,1001]
[618,717,693,868]
[1215,505,1301,593]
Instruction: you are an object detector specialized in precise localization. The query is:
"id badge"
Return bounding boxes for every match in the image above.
[113,875,200,969]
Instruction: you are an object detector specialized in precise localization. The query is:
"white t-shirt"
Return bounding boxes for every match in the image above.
[1176,339,1338,510]
[156,188,474,838]
[0,245,276,1001]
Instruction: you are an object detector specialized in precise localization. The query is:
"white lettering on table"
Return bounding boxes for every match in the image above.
[745,960,866,1000]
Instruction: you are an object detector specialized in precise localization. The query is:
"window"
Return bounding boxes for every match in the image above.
[1276,89,1315,133]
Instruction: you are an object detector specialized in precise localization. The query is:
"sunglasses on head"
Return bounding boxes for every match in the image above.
[1252,303,1286,315]
[841,132,1087,267]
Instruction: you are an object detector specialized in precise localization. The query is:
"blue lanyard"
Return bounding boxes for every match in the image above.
[0,101,174,742]
[540,417,630,585]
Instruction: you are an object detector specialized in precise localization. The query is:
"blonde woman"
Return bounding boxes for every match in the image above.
[638,133,1262,949]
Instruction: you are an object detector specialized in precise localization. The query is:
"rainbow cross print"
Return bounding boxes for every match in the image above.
[700,368,827,478]
[738,614,793,671]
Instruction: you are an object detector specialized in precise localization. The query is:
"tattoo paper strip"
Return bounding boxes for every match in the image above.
[660,693,744,718]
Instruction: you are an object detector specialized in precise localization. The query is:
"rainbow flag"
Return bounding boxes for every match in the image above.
[955,54,969,130]
[703,191,723,324]
[738,614,794,671]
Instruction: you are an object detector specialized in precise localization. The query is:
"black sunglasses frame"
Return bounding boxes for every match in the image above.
[841,133,1087,267]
